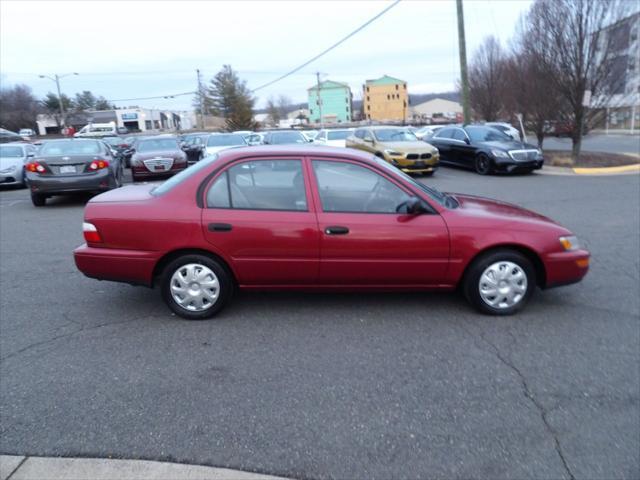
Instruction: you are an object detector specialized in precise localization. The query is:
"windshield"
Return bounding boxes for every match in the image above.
[102,137,122,145]
[370,155,450,207]
[373,129,418,142]
[466,126,511,143]
[207,134,246,147]
[152,154,219,196]
[40,140,102,155]
[0,146,24,157]
[269,131,307,144]
[327,130,352,140]
[137,138,179,152]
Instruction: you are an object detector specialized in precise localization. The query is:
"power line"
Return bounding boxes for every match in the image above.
[105,91,195,102]
[250,0,402,92]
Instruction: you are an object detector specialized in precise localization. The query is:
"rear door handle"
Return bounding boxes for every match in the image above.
[208,223,232,232]
[325,226,349,235]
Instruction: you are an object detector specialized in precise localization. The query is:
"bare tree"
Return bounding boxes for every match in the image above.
[524,0,629,160]
[0,84,40,132]
[266,96,280,126]
[276,95,293,119]
[468,36,508,121]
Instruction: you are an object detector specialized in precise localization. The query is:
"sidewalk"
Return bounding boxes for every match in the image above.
[0,455,289,480]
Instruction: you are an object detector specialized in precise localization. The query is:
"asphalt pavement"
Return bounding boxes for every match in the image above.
[0,167,638,480]
[542,133,640,155]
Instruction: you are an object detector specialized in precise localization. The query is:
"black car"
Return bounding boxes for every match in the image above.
[25,138,123,206]
[428,125,544,175]
[261,130,309,145]
[180,133,209,162]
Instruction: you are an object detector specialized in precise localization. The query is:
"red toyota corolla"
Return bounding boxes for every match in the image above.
[74,146,590,320]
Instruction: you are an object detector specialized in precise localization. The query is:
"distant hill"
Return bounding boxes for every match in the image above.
[255,91,460,114]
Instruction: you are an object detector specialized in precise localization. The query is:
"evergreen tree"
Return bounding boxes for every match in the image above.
[206,65,256,131]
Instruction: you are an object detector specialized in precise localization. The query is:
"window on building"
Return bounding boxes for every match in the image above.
[367,105,370,111]
[387,94,390,100]
[345,98,349,104]
[346,106,349,112]
[367,96,370,101]
[395,84,398,90]
[403,84,407,89]
[366,86,370,92]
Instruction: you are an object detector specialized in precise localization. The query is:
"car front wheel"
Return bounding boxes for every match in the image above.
[463,249,535,315]
[475,153,492,175]
[161,254,233,320]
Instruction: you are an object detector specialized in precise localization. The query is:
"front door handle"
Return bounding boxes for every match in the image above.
[325,226,349,235]
[208,223,232,232]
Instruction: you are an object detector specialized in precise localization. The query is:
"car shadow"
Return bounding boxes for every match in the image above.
[41,192,95,207]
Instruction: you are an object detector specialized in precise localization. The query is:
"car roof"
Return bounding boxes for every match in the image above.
[214,145,374,166]
[44,138,101,142]
[362,125,412,130]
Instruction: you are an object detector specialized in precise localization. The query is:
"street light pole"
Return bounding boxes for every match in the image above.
[456,0,471,125]
[39,72,78,129]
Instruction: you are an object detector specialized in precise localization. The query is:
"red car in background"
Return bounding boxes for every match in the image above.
[74,146,590,320]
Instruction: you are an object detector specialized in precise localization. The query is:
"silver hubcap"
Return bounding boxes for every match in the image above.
[479,261,528,309]
[170,263,219,312]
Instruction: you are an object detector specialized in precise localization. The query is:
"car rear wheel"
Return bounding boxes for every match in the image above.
[475,154,492,175]
[31,193,46,207]
[463,249,535,315]
[161,254,233,320]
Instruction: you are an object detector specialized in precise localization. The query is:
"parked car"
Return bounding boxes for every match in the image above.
[262,130,312,145]
[0,128,24,144]
[130,136,187,182]
[181,134,209,162]
[18,128,36,139]
[414,125,445,140]
[428,125,544,175]
[205,133,247,156]
[74,122,118,138]
[74,145,590,320]
[0,143,36,187]
[314,129,354,147]
[486,122,521,141]
[116,126,129,135]
[101,136,129,157]
[346,126,439,176]
[24,138,124,206]
[120,136,142,168]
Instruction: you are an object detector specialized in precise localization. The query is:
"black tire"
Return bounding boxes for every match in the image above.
[475,153,492,175]
[463,249,536,315]
[31,193,46,207]
[131,172,139,183]
[375,152,385,158]
[161,254,233,320]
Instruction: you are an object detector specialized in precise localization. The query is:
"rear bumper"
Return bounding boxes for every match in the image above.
[26,169,115,194]
[131,163,187,178]
[73,244,159,286]
[543,249,590,288]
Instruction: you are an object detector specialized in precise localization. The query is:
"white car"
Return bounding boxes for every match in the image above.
[486,122,520,141]
[18,128,35,138]
[313,129,354,147]
[0,142,36,187]
[302,130,318,142]
[204,133,248,156]
[414,125,446,140]
[74,122,118,138]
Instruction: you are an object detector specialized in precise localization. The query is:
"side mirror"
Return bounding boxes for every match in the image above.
[364,137,373,144]
[26,152,35,159]
[464,137,470,145]
[396,197,428,215]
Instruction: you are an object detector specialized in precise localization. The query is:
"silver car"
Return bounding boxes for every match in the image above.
[0,143,36,187]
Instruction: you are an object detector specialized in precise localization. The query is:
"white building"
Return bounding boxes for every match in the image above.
[36,108,196,135]
[410,98,462,124]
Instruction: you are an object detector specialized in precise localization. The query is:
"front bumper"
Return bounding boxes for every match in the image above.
[494,158,544,173]
[74,244,159,286]
[26,169,115,194]
[543,249,590,288]
[0,169,25,185]
[388,154,440,174]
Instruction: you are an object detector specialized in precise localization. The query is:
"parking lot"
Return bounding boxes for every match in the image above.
[0,167,638,479]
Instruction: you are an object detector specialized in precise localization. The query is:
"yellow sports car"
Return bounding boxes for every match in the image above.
[346,126,439,175]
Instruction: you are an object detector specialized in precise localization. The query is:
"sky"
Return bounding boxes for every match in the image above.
[0,0,533,111]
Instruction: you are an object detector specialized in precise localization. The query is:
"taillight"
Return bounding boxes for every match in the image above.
[26,162,46,173]
[83,222,103,243]
[89,159,109,171]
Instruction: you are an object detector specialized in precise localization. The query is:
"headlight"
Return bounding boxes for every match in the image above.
[536,148,543,158]
[0,165,16,174]
[559,235,580,251]
[384,149,403,156]
[491,149,510,158]
[431,148,439,155]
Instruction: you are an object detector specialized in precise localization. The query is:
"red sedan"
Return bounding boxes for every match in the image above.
[74,146,590,320]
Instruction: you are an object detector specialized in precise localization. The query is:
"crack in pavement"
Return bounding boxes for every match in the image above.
[456,320,576,480]
[0,315,151,364]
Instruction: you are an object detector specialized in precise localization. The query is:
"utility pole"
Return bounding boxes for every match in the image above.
[316,71,323,129]
[39,72,78,128]
[456,0,471,125]
[196,69,205,129]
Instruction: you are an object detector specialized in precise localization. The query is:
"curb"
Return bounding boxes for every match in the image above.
[0,455,290,480]
[572,164,640,175]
